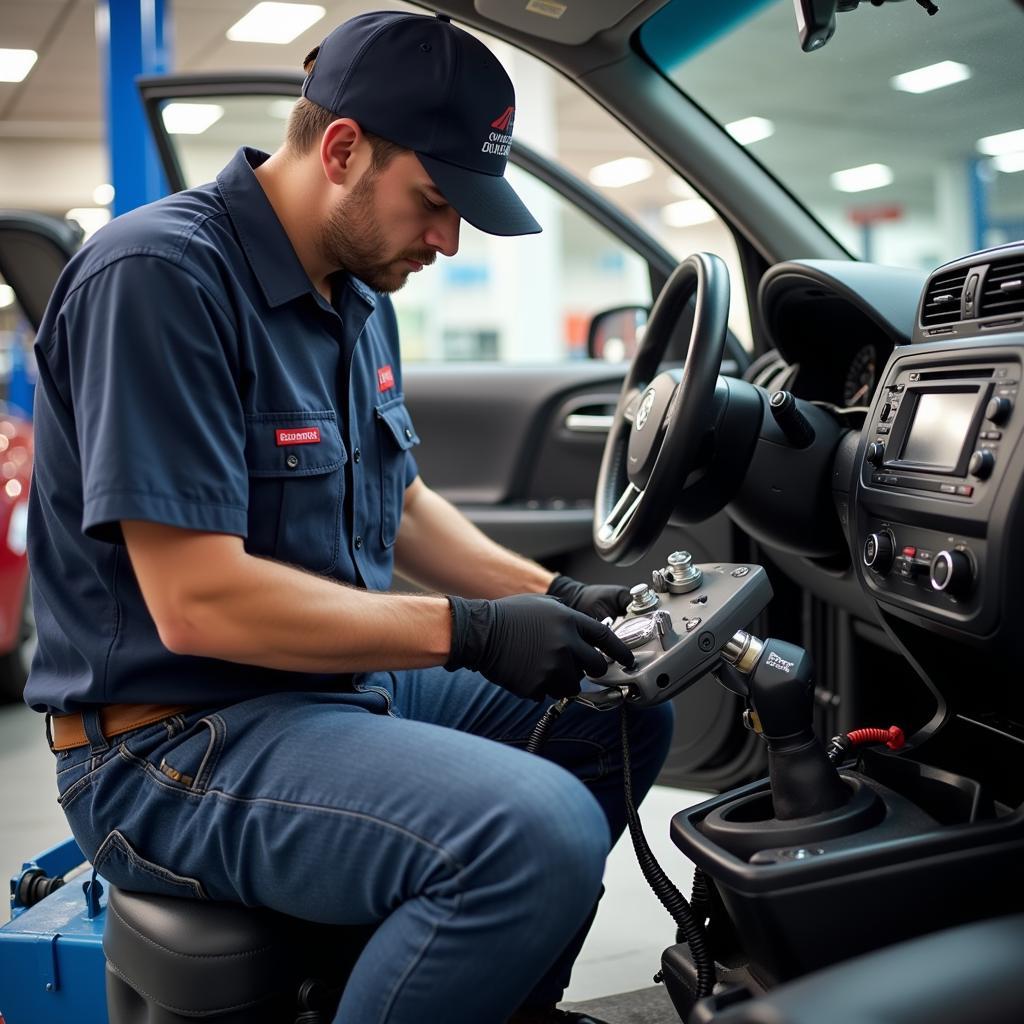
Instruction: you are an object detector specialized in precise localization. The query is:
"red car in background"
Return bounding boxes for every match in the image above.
[0,212,80,701]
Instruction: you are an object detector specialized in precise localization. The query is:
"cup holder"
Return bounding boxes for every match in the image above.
[697,776,885,860]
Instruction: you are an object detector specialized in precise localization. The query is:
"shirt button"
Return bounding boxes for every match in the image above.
[354,535,363,550]
[285,454,299,469]
[404,428,413,441]
[353,448,361,463]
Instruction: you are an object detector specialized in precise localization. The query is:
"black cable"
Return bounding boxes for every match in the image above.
[525,698,570,754]
[620,705,715,999]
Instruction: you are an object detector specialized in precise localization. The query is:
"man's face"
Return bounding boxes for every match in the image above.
[319,150,461,294]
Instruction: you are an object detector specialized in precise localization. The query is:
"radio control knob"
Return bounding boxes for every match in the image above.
[863,531,895,574]
[931,550,973,597]
[866,441,885,466]
[985,397,1012,424]
[968,449,995,479]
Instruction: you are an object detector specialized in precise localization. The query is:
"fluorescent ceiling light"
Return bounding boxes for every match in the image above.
[725,116,775,145]
[0,285,14,309]
[588,157,653,189]
[977,128,1024,156]
[268,99,296,120]
[227,3,326,44]
[66,208,112,240]
[92,183,115,206]
[0,49,38,83]
[993,151,1024,174]
[161,103,225,135]
[662,198,716,228]
[891,60,971,94]
[830,163,894,193]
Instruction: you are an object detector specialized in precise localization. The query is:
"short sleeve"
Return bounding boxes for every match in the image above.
[60,256,248,544]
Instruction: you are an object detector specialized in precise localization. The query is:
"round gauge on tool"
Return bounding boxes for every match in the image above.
[614,615,658,650]
[843,344,877,407]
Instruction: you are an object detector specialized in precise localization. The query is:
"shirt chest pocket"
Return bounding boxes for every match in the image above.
[244,411,347,574]
[375,397,420,549]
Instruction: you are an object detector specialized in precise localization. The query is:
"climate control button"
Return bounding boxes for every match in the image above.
[930,549,973,598]
[863,531,895,574]
[866,441,885,465]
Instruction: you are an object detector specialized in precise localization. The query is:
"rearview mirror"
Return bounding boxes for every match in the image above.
[793,0,839,52]
[587,306,648,362]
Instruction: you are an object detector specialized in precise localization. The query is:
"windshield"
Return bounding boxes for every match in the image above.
[640,0,1024,269]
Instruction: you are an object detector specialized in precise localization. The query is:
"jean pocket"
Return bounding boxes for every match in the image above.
[93,829,208,900]
[124,713,226,795]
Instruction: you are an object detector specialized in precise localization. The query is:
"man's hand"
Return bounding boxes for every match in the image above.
[546,574,631,621]
[445,594,635,700]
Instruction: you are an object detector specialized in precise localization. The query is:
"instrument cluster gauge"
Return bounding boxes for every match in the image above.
[843,344,878,407]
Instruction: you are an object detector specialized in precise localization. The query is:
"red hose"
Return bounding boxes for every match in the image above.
[846,725,905,750]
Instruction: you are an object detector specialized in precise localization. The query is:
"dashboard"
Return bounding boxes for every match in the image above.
[754,259,927,410]
[736,247,1024,727]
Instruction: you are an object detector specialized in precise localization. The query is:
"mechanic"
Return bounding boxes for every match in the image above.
[26,11,674,1024]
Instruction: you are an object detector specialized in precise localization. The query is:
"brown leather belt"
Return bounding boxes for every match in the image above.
[50,703,195,751]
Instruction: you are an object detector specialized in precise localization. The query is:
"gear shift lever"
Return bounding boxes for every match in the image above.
[719,632,850,819]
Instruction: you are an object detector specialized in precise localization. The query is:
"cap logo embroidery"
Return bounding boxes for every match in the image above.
[491,107,515,131]
[483,106,514,156]
[276,427,321,446]
[377,365,396,392]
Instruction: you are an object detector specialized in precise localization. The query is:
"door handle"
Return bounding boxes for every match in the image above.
[565,412,614,433]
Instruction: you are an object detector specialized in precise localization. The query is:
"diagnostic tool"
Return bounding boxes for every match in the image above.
[577,553,773,710]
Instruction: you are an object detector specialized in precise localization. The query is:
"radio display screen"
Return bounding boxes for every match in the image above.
[901,391,977,470]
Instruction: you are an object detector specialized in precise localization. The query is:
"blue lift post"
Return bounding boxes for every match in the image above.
[97,0,173,216]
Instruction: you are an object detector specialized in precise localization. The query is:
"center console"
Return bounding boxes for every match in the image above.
[856,347,1023,636]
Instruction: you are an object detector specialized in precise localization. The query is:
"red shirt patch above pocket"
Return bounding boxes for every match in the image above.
[377,365,395,392]
[275,427,321,446]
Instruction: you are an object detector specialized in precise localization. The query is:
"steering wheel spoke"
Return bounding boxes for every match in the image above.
[597,482,644,545]
[620,387,645,424]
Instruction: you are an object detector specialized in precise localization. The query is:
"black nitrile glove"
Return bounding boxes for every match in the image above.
[546,574,631,621]
[445,593,635,701]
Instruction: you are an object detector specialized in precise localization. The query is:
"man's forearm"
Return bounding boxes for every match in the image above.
[394,480,556,599]
[122,521,453,673]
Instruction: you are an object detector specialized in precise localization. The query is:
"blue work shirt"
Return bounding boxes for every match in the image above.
[26,147,420,714]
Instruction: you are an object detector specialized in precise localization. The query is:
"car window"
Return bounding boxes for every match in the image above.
[152,25,753,361]
[641,0,1024,270]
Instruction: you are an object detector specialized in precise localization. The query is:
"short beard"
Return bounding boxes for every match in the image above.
[317,168,409,294]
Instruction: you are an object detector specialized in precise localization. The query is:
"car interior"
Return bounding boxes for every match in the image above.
[2,0,1023,1022]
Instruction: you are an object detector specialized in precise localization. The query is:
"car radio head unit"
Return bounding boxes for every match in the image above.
[889,385,985,475]
[864,362,1019,498]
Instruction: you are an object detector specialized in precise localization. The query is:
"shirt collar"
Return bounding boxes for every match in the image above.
[216,147,322,309]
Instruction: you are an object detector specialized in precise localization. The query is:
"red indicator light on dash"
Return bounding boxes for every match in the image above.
[902,546,916,558]
[275,427,321,446]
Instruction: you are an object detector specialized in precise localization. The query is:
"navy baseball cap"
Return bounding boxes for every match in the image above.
[302,11,541,237]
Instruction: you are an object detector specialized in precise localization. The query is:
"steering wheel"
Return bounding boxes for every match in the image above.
[593,252,730,566]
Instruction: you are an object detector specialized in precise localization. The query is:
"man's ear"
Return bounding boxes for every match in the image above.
[320,118,364,185]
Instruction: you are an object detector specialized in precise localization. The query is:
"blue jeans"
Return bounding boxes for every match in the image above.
[52,669,674,1023]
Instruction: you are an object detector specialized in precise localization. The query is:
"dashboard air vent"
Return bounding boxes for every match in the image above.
[979,256,1024,319]
[921,269,967,327]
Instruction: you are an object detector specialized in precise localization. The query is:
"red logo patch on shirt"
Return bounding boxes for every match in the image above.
[275,427,321,446]
[377,365,395,392]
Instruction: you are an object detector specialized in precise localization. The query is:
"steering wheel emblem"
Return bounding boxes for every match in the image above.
[635,388,657,431]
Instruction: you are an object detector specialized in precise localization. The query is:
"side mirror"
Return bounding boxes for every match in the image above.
[587,305,649,362]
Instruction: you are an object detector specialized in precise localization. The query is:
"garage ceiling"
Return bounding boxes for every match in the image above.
[0,0,1021,256]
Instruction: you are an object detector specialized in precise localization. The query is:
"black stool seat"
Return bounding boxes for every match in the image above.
[104,886,369,1023]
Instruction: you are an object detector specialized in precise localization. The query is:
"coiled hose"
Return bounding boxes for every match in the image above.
[619,704,714,999]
